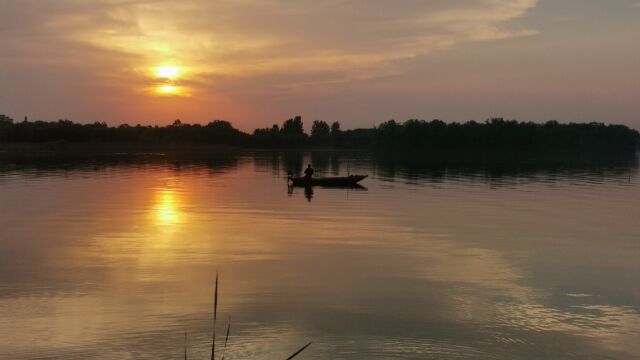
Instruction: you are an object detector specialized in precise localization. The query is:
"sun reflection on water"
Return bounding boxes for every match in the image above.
[153,188,183,228]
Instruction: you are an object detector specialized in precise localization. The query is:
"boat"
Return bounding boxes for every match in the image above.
[288,174,368,187]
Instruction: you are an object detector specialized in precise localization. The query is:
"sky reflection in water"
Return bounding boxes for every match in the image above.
[0,152,638,359]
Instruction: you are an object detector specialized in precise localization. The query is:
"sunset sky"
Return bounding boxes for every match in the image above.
[1,0,639,131]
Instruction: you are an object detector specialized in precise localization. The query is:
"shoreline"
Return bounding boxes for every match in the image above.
[0,142,637,171]
[0,141,239,153]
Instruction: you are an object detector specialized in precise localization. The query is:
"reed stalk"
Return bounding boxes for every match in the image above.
[211,272,218,360]
[186,273,312,359]
[285,342,312,360]
[221,319,231,360]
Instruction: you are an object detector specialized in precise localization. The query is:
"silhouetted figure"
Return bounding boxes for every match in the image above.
[304,164,314,179]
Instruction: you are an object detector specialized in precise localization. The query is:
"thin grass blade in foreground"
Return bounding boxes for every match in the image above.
[221,319,231,360]
[184,331,187,360]
[285,342,312,360]
[211,272,218,360]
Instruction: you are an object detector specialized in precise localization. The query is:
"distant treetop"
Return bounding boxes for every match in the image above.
[0,114,14,124]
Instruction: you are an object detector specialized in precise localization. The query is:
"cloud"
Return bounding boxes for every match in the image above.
[0,0,538,93]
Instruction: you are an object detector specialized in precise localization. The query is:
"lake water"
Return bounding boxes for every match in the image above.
[0,151,639,359]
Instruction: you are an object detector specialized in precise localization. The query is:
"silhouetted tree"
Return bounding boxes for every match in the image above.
[330,121,341,135]
[0,116,637,154]
[281,116,304,135]
[311,120,330,138]
[0,114,14,124]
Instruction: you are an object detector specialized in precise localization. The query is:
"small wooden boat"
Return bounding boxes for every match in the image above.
[288,174,368,187]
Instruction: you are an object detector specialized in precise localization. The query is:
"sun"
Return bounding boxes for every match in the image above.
[155,65,181,79]
[156,85,181,95]
[150,64,189,96]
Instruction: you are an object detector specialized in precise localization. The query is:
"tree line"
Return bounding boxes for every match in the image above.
[0,115,638,153]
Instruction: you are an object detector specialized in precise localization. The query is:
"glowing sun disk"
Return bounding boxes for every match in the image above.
[155,65,181,79]
[157,85,179,94]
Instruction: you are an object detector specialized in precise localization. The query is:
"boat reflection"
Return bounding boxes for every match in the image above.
[287,183,367,202]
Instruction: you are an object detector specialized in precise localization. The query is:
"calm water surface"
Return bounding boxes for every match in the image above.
[0,152,639,359]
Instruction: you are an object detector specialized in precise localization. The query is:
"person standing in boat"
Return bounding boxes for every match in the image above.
[304,164,314,179]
